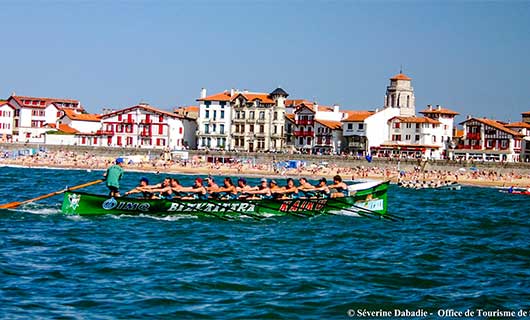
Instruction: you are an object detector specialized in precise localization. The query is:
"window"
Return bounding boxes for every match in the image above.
[201,137,206,147]
[249,124,254,133]
[93,137,98,144]
[128,114,133,122]
[179,127,183,134]
[299,137,304,145]
[259,125,264,133]
[406,123,412,128]
[432,136,437,143]
[81,137,86,144]
[118,114,122,121]
[249,111,255,119]
[220,110,225,119]
[212,124,217,133]
[358,123,364,130]
[273,112,277,121]
[220,101,226,107]
[220,124,225,134]
[486,140,493,148]
[394,122,400,129]
[205,110,210,118]
[347,123,353,130]
[204,124,209,134]
[213,110,217,119]
[241,111,245,119]
[415,135,420,141]
[273,126,277,134]
[159,115,164,123]
[501,140,508,149]
[392,135,402,141]
[259,111,265,120]
[405,135,411,140]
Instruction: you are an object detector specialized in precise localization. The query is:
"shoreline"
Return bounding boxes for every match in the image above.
[2,160,529,189]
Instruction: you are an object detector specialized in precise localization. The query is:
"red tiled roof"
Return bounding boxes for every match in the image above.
[419,106,460,115]
[63,109,101,122]
[10,95,80,109]
[389,116,441,124]
[47,123,79,134]
[342,110,374,122]
[505,121,530,129]
[390,73,411,81]
[101,104,183,119]
[0,101,15,109]
[522,111,530,115]
[197,91,233,102]
[285,99,312,107]
[315,119,342,130]
[285,113,295,123]
[175,106,199,113]
[461,117,524,137]
[233,92,275,104]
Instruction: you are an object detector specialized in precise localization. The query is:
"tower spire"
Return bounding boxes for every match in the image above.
[400,64,403,74]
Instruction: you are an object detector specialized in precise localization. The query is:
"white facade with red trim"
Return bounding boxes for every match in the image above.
[78,103,195,150]
[0,101,15,141]
[7,95,83,143]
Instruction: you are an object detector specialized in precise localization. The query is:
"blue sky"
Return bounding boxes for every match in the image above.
[1,0,529,123]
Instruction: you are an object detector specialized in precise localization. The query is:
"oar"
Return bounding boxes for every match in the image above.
[0,179,104,209]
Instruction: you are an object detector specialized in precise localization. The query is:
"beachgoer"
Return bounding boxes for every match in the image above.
[104,157,125,197]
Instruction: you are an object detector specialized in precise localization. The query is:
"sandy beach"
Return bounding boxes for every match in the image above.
[2,150,530,189]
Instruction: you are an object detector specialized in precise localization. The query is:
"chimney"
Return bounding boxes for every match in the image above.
[428,104,432,110]
[243,89,248,94]
[200,88,207,99]
[467,115,471,120]
[11,91,16,97]
[230,88,235,96]
[333,104,340,113]
[436,105,441,110]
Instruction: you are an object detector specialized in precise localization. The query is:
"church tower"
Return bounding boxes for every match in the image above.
[384,72,415,116]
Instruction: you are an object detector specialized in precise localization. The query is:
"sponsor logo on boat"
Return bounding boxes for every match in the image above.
[167,202,255,212]
[67,194,81,210]
[102,198,151,212]
[278,199,327,212]
[355,199,384,211]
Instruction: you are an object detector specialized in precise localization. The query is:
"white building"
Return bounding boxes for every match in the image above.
[341,111,375,155]
[0,101,15,142]
[92,103,195,150]
[456,117,524,162]
[197,88,288,151]
[7,95,83,143]
[196,89,232,150]
[291,102,343,153]
[59,109,102,133]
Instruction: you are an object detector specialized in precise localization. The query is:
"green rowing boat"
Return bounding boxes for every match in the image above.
[61,180,389,219]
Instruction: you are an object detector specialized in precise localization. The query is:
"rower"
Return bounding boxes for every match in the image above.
[210,177,238,199]
[236,178,253,199]
[269,180,285,199]
[244,178,272,199]
[205,176,219,193]
[313,178,331,198]
[179,177,208,199]
[272,178,298,199]
[124,177,154,199]
[297,177,317,198]
[146,177,173,199]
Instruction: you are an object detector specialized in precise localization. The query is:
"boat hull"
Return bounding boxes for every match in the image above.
[61,181,389,218]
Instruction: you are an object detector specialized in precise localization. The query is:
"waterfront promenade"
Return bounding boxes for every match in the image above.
[1,144,530,188]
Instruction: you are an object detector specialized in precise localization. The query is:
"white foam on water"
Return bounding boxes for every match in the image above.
[109,213,198,221]
[16,205,62,215]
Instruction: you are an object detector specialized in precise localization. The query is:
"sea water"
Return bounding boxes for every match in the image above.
[1,166,529,319]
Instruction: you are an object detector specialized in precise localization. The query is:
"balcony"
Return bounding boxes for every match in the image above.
[257,118,267,123]
[96,130,114,135]
[139,131,151,137]
[295,119,314,125]
[294,130,314,137]
[233,118,245,123]
[316,133,332,137]
[466,132,481,140]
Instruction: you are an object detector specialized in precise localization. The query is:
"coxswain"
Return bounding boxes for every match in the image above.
[103,157,125,197]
